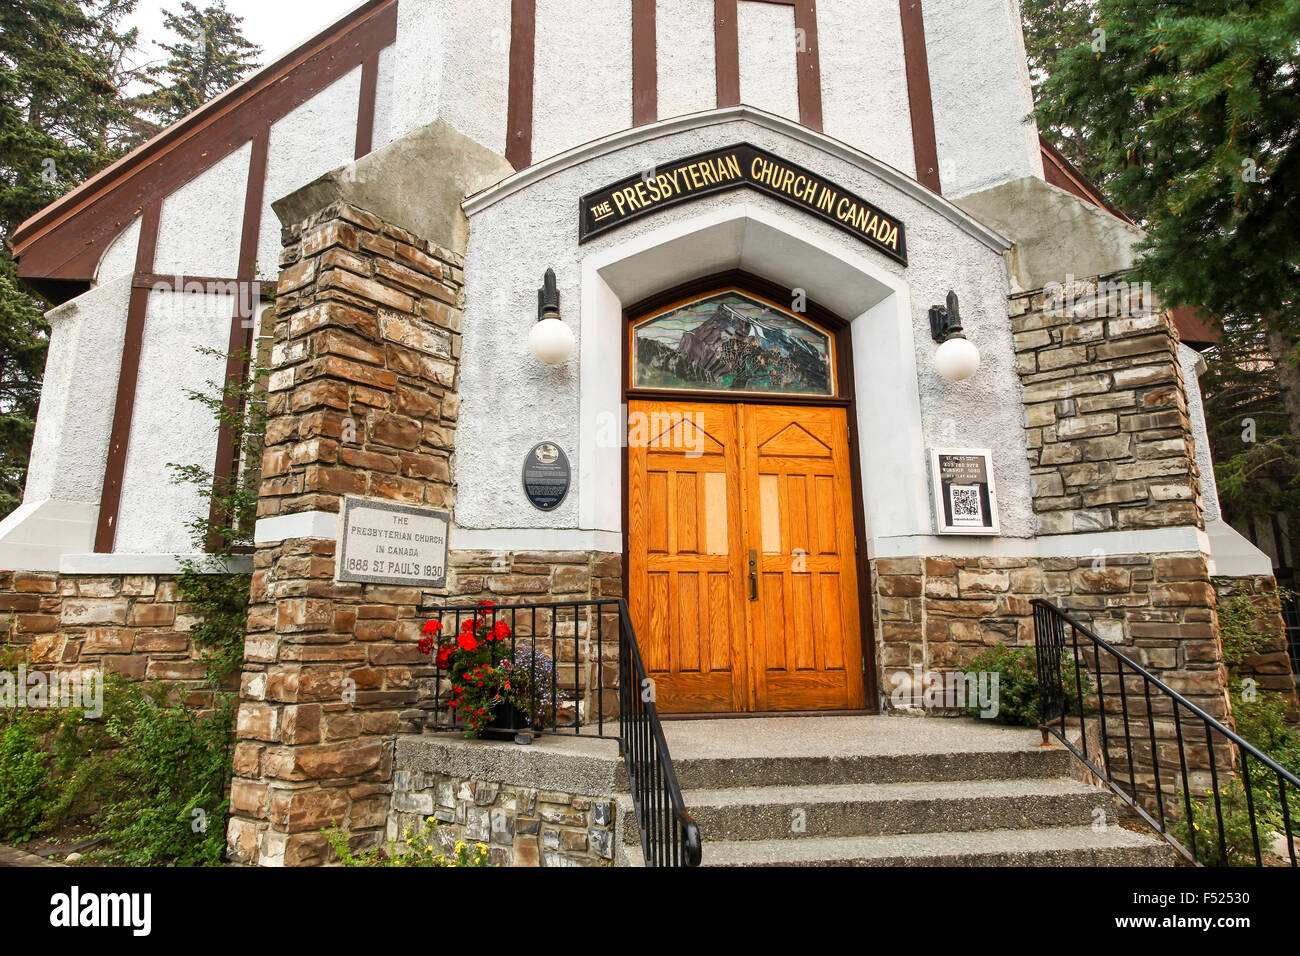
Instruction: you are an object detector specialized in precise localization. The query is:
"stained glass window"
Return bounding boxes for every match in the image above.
[631,291,835,396]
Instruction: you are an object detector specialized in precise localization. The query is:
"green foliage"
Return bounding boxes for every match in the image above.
[1019,0,1110,190]
[139,1,261,125]
[1174,776,1287,867]
[964,644,1090,727]
[0,720,52,842]
[1034,0,1300,326]
[324,819,492,868]
[0,671,232,864]
[92,687,235,866]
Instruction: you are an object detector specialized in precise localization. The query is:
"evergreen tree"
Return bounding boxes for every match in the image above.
[140,1,261,124]
[0,0,143,515]
[1033,0,1300,476]
[1019,0,1105,188]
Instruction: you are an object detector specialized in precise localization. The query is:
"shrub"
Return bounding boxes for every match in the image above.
[0,719,51,842]
[963,644,1090,728]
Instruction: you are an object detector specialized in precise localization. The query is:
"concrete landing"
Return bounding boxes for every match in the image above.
[661,714,1050,759]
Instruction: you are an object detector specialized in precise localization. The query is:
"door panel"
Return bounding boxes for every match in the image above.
[629,400,865,713]
[629,402,748,713]
[742,405,865,711]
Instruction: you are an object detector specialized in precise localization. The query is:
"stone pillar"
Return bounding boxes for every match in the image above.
[225,201,464,866]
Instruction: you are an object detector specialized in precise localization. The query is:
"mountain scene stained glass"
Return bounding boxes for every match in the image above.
[633,292,834,395]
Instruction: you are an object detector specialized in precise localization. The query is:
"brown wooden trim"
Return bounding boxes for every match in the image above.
[898,0,942,194]
[12,0,398,288]
[714,0,821,128]
[506,0,536,171]
[714,0,740,108]
[95,200,162,553]
[208,128,270,552]
[355,50,381,160]
[792,0,823,131]
[132,273,244,291]
[632,0,658,126]
[621,270,879,713]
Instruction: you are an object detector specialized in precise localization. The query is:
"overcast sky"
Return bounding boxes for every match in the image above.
[124,0,367,74]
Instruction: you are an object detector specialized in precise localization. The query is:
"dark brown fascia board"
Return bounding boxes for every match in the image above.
[11,0,398,286]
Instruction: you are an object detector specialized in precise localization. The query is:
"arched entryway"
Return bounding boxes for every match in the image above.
[623,275,872,714]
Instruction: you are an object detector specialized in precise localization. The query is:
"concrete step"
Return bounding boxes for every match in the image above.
[697,825,1178,867]
[655,777,1114,844]
[670,747,1072,790]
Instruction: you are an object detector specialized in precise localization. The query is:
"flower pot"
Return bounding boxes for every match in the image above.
[480,701,532,742]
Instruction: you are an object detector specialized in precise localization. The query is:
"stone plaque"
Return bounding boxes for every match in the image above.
[337,496,450,587]
[522,442,571,512]
[930,447,1000,535]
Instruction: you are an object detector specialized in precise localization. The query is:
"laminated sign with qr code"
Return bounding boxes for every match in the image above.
[930,448,1000,535]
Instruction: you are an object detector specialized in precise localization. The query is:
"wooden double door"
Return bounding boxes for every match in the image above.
[628,400,866,713]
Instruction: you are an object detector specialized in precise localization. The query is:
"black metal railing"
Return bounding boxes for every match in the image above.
[1033,598,1299,867]
[419,598,701,867]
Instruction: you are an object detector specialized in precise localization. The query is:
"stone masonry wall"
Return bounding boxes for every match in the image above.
[0,571,216,704]
[227,201,465,866]
[390,770,615,867]
[1013,276,1204,535]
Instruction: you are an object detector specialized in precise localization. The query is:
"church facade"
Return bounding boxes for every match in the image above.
[2,0,1290,865]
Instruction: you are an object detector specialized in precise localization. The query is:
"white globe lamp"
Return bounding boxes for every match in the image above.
[935,334,980,382]
[529,267,575,365]
[529,316,575,365]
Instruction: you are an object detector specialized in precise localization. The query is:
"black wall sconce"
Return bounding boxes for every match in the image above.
[928,290,980,381]
[528,267,574,365]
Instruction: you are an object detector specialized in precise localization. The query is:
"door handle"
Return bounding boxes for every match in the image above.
[748,548,758,601]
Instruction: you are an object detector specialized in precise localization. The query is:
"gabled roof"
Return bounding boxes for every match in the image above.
[10,0,397,302]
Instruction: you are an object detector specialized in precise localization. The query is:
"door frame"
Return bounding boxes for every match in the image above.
[620,269,880,713]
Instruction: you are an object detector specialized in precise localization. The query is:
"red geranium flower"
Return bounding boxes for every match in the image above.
[458,633,478,652]
[421,619,442,635]
[491,621,511,641]
[436,647,453,669]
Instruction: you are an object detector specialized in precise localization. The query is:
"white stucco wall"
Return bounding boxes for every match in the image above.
[256,66,363,279]
[737,1,799,123]
[371,39,400,152]
[112,290,233,554]
[656,0,716,121]
[818,0,915,176]
[531,0,633,162]
[924,0,1044,197]
[155,141,251,279]
[460,112,1032,553]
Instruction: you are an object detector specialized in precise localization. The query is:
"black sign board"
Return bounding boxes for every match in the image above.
[522,442,571,512]
[579,143,907,265]
[930,448,1000,535]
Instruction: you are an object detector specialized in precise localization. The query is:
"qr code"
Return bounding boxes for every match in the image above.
[950,485,981,521]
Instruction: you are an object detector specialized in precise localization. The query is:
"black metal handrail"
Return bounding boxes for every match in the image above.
[1033,598,1299,867]
[419,598,701,867]
[614,597,703,866]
